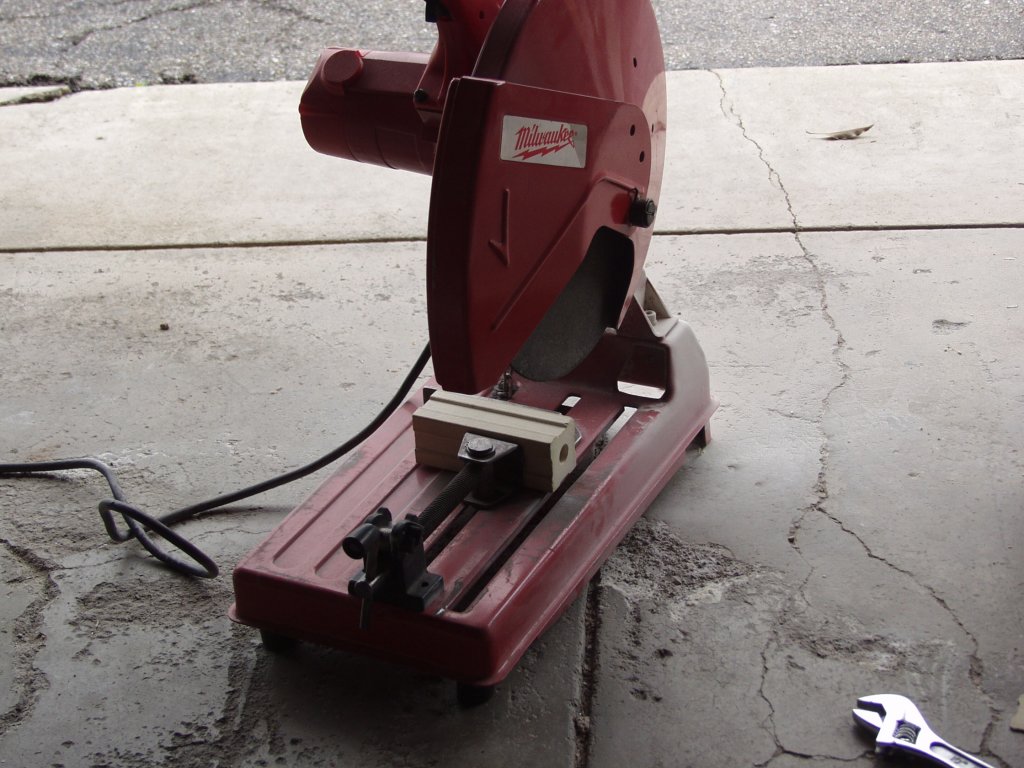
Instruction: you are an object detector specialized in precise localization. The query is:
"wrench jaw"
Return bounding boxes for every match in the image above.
[854,694,928,754]
[852,707,885,734]
[853,706,904,755]
[854,693,997,768]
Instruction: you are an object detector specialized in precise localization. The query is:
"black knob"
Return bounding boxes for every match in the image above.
[343,522,380,559]
[629,197,657,228]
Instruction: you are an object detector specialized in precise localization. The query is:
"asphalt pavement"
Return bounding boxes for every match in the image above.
[0,0,1022,87]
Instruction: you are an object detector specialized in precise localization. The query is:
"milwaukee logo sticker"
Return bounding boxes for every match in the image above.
[500,115,588,168]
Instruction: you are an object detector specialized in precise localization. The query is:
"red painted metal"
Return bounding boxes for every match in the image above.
[414,0,504,127]
[300,50,436,174]
[427,76,652,392]
[428,0,667,393]
[232,310,714,685]
[298,0,502,174]
[231,0,716,688]
[298,0,667,392]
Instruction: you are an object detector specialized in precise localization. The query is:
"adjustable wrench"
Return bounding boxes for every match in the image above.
[853,693,996,768]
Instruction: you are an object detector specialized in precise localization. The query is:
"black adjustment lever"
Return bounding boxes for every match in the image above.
[341,508,394,629]
[342,508,437,630]
[342,432,522,629]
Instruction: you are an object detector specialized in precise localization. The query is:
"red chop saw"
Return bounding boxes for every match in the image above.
[230,0,716,704]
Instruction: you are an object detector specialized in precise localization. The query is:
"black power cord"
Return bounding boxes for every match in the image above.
[0,343,432,579]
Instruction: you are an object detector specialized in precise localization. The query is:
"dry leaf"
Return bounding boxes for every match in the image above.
[806,124,873,140]
[1011,694,1024,732]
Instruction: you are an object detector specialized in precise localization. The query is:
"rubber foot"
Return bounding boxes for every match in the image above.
[456,682,495,707]
[259,629,299,653]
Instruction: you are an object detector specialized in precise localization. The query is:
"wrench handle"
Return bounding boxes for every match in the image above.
[926,738,996,768]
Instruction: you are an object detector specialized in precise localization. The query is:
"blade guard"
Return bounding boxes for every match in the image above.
[427,77,654,393]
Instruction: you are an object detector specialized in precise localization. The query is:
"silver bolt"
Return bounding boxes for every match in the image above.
[466,437,495,459]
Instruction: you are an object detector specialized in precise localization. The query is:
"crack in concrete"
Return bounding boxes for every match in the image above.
[0,537,58,738]
[711,70,792,217]
[50,553,125,571]
[188,523,272,541]
[979,719,1012,768]
[760,750,875,766]
[765,406,818,424]
[712,68,1000,763]
[811,510,1002,762]
[753,629,877,766]
[711,66,849,576]
[752,626,874,765]
[573,575,602,768]
[754,631,782,763]
[979,719,1014,768]
[713,68,1002,763]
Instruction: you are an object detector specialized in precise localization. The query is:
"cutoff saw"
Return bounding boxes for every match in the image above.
[230,0,716,704]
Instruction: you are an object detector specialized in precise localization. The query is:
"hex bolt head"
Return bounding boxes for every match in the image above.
[466,437,496,459]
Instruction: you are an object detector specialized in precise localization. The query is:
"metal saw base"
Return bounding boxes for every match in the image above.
[230,317,715,689]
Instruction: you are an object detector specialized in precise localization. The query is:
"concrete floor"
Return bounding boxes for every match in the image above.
[1,61,1022,767]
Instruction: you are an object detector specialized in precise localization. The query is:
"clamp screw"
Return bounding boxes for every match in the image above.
[629,197,657,228]
[465,437,495,459]
[413,88,429,103]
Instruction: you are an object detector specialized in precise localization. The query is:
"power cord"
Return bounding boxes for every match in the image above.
[0,343,432,578]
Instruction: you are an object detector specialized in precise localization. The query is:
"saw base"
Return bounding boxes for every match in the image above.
[230,314,715,688]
